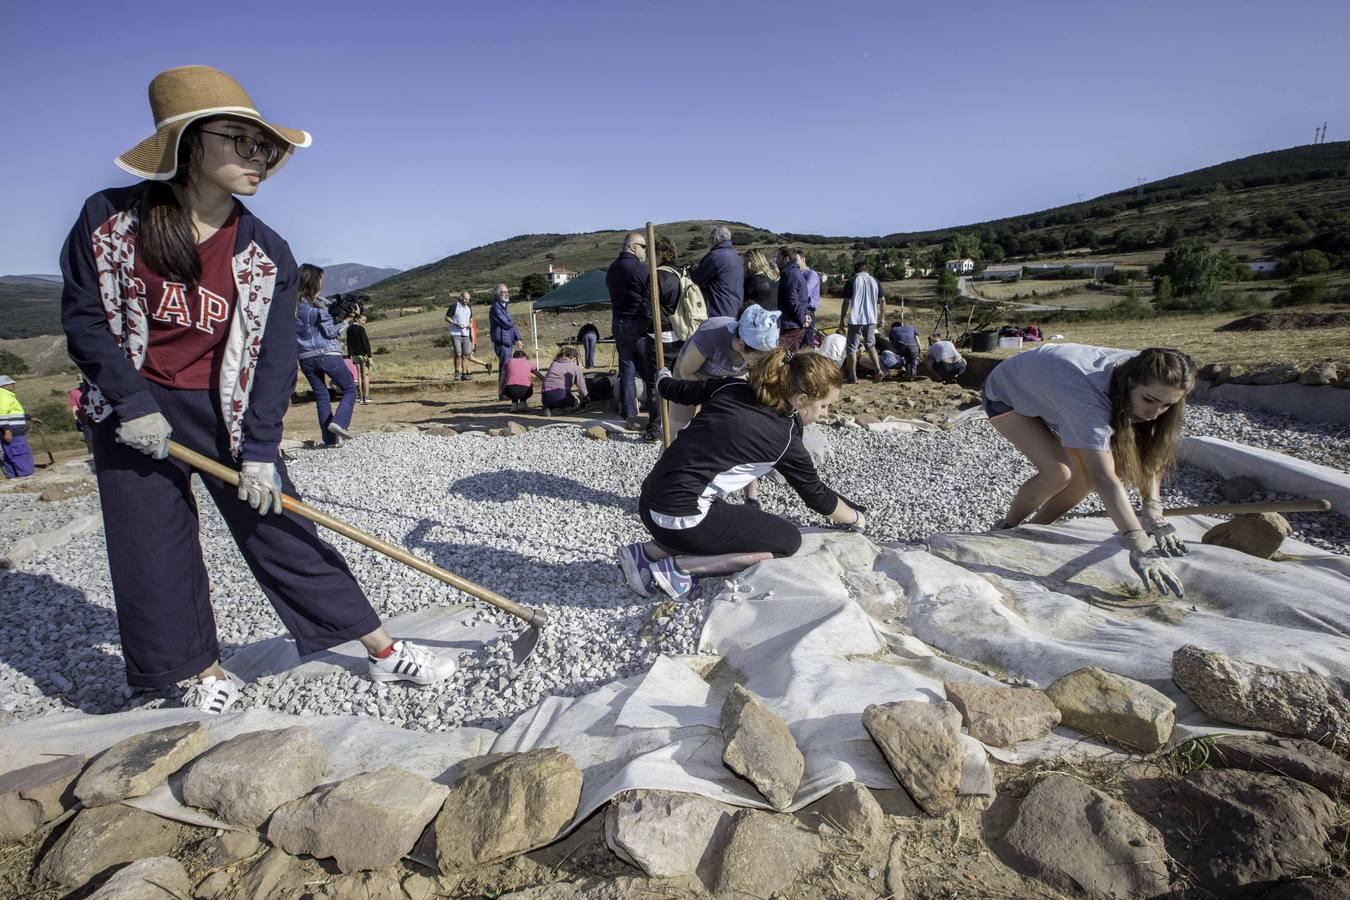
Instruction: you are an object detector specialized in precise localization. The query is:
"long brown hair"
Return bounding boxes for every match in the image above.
[298,264,324,304]
[134,125,206,283]
[1108,348,1196,488]
[748,347,843,415]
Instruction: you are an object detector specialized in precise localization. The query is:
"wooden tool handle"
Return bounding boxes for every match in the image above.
[646,221,672,448]
[1157,499,1330,517]
[167,442,548,627]
[1071,499,1331,519]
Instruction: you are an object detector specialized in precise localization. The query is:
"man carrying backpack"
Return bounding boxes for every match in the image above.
[640,236,707,442]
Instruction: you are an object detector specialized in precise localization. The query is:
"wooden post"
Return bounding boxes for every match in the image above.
[646,222,671,448]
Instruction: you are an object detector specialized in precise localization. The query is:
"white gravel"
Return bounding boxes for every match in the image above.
[1,400,1346,731]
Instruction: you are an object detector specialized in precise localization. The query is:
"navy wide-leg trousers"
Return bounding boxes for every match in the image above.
[91,384,381,689]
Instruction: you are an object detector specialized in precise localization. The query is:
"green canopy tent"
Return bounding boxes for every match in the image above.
[528,270,610,368]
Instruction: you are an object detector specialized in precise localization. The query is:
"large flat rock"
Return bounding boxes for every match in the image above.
[267,766,448,873]
[604,789,733,879]
[180,726,328,827]
[719,684,804,811]
[36,803,180,890]
[0,754,85,842]
[995,774,1171,899]
[1045,666,1174,752]
[1173,644,1350,745]
[428,747,582,873]
[862,700,964,815]
[75,722,208,806]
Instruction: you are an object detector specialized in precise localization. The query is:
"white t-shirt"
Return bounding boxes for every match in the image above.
[448,302,472,336]
[928,340,960,363]
[982,343,1137,451]
[818,333,847,366]
[847,273,881,326]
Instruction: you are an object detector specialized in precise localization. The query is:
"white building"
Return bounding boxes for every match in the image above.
[945,258,975,274]
[980,264,1022,281]
[546,263,573,287]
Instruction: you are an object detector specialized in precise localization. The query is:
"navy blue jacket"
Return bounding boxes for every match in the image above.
[889,323,919,347]
[489,299,520,347]
[60,184,299,462]
[691,240,745,320]
[776,261,810,330]
[606,252,649,321]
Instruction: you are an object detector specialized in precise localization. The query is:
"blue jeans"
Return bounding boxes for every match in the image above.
[612,318,644,420]
[300,354,356,445]
[581,332,598,368]
[897,341,920,377]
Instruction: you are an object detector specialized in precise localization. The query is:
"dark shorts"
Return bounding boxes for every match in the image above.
[640,498,802,558]
[982,394,1015,419]
[504,384,533,401]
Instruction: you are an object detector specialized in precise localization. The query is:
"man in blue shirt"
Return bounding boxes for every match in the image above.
[488,284,522,400]
[888,318,921,380]
[605,233,650,428]
[796,250,821,348]
[691,225,744,320]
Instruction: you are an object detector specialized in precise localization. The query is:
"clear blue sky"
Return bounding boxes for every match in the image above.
[6,0,1347,275]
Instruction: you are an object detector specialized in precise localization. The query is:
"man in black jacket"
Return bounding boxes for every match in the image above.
[691,225,744,320]
[605,232,649,427]
[775,247,811,353]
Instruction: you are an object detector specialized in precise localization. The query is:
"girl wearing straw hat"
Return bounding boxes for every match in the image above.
[60,66,454,714]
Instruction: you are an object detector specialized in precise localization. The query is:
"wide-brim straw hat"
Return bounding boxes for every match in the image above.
[116,65,311,181]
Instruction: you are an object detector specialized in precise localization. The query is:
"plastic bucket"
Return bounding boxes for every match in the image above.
[970,331,998,352]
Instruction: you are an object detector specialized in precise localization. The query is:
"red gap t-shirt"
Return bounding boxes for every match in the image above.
[135,205,240,389]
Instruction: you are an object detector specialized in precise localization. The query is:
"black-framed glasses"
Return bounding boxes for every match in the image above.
[199,129,282,166]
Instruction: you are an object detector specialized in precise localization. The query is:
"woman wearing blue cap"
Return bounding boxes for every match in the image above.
[617,345,865,599]
[666,304,782,431]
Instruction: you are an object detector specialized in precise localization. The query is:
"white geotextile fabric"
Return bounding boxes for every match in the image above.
[1,521,1346,836]
[222,605,509,683]
[1178,435,1350,517]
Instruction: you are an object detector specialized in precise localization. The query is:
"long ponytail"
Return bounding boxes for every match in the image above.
[134,127,204,283]
[748,347,843,414]
[1108,348,1196,488]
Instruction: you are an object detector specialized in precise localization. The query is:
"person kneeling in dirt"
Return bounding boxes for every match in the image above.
[540,346,589,415]
[982,343,1196,597]
[925,335,967,383]
[616,348,865,599]
[503,349,543,411]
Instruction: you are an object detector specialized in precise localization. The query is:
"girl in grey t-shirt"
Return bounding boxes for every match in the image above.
[981,343,1197,597]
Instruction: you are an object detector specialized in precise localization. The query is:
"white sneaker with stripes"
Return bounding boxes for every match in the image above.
[182,675,241,715]
[367,640,456,686]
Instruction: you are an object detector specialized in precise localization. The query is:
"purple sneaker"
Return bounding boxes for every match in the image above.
[649,557,694,599]
[616,542,653,597]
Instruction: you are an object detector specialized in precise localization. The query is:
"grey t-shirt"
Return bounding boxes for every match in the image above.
[683,317,748,378]
[982,343,1137,450]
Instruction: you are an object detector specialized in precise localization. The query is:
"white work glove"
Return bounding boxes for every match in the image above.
[655,366,672,386]
[1122,529,1185,598]
[115,412,172,460]
[237,461,284,515]
[1140,498,1186,557]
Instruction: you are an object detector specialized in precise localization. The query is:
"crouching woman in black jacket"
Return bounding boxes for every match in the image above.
[616,348,865,599]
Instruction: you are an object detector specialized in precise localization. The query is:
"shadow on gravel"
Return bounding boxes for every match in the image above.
[448,469,632,511]
[0,570,129,713]
[402,518,635,612]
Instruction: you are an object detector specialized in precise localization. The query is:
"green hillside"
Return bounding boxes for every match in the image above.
[365,220,777,307]
[365,142,1349,308]
[0,281,62,339]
